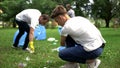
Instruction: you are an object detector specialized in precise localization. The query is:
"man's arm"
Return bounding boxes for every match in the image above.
[29,27,34,42]
[58,35,66,51]
[29,27,35,53]
[60,35,66,46]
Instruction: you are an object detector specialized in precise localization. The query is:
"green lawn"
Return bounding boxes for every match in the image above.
[0,28,120,68]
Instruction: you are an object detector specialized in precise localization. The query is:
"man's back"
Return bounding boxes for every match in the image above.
[16,9,41,24]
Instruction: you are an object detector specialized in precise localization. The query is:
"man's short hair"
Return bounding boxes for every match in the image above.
[51,5,67,18]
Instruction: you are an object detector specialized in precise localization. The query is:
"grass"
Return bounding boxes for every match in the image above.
[0,28,120,68]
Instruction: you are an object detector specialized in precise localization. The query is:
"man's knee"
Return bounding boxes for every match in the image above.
[59,51,64,58]
[59,50,68,61]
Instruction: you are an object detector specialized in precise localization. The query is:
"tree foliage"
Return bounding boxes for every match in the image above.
[0,0,57,28]
[0,0,57,21]
[0,0,120,28]
[91,0,120,27]
[28,0,56,14]
[0,0,27,21]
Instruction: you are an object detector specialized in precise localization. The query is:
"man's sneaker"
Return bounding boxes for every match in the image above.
[12,46,19,49]
[87,59,101,68]
[60,62,80,68]
[25,48,31,51]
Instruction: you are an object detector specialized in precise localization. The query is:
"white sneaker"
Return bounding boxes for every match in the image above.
[25,48,34,53]
[25,48,31,51]
[60,62,80,68]
[87,59,101,68]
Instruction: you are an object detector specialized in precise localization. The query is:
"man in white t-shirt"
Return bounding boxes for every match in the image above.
[51,5,106,68]
[13,9,49,53]
[66,4,75,18]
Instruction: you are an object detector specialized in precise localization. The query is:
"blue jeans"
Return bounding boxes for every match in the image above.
[59,35,104,64]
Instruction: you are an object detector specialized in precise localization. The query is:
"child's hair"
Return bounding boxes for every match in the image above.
[51,5,67,18]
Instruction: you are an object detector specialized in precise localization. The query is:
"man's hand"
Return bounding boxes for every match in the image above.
[58,46,66,52]
[29,41,34,53]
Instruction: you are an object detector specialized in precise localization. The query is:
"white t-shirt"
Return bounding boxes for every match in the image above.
[16,9,41,29]
[61,16,106,52]
[67,9,75,18]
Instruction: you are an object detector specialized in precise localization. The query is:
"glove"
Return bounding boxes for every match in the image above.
[29,41,34,53]
[58,46,66,52]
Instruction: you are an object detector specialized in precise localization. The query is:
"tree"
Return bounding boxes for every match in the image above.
[51,0,89,17]
[29,0,56,14]
[91,0,120,28]
[0,0,28,28]
[73,0,89,16]
[0,0,57,28]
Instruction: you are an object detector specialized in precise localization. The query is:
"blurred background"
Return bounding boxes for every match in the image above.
[0,0,120,29]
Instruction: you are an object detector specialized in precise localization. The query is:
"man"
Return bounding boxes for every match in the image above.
[51,5,106,68]
[58,4,75,35]
[66,4,75,18]
[13,9,49,53]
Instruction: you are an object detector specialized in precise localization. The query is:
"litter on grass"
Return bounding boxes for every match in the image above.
[47,37,56,42]
[47,37,58,45]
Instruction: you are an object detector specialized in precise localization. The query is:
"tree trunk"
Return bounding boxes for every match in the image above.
[12,18,16,28]
[2,22,5,28]
[105,19,110,28]
[13,22,16,28]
